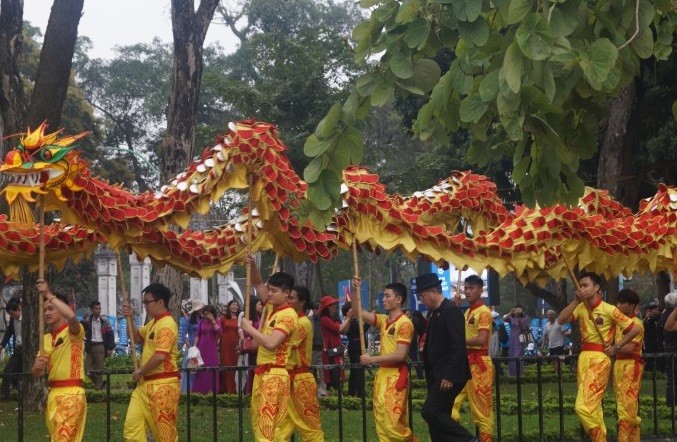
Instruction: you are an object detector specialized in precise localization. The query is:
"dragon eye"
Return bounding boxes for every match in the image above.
[41,149,53,161]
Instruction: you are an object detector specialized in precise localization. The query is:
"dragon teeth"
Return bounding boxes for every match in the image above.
[176,181,188,191]
[196,164,207,173]
[204,158,215,168]
[228,122,237,133]
[189,184,200,194]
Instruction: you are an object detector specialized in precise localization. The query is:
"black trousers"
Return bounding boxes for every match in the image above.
[347,350,365,397]
[421,373,474,442]
[1,346,22,397]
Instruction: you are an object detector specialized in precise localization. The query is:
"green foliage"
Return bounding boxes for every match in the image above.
[304,0,677,224]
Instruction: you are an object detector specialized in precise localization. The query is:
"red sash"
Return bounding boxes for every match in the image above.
[581,343,605,352]
[254,364,286,375]
[144,371,180,381]
[49,379,83,388]
[467,349,489,372]
[382,363,409,390]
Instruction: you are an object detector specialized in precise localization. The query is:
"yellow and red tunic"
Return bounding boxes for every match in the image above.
[571,298,635,442]
[613,316,644,442]
[279,312,324,441]
[251,304,298,442]
[124,311,180,442]
[371,312,415,442]
[43,322,87,442]
[452,300,494,442]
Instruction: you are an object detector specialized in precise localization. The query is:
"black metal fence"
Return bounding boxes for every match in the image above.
[1,353,676,441]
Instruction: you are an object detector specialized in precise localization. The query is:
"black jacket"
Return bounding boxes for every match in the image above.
[423,298,470,384]
[81,315,116,353]
[0,317,17,348]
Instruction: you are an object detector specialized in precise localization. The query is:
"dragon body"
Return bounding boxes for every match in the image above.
[1,120,676,284]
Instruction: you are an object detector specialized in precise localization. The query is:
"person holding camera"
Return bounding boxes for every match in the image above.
[503,304,530,376]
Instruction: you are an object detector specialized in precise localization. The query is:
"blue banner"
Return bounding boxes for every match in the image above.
[338,279,369,314]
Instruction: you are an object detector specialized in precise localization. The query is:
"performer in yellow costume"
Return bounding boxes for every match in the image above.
[558,272,640,442]
[243,259,298,442]
[451,274,494,442]
[32,280,87,442]
[278,286,324,441]
[122,283,180,442]
[356,279,417,442]
[612,289,644,442]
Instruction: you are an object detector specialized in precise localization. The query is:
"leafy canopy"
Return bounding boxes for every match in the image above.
[303,0,676,225]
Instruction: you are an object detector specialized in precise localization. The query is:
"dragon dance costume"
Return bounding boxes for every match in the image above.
[452,300,494,442]
[124,312,180,442]
[251,304,298,442]
[371,312,416,442]
[570,299,635,442]
[278,312,324,441]
[613,316,644,442]
[43,323,87,442]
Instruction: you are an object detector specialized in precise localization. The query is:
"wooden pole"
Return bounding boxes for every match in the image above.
[352,242,367,355]
[38,198,46,355]
[244,174,254,322]
[561,251,606,344]
[116,254,139,370]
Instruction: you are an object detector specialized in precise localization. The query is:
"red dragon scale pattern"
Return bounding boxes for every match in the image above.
[0,120,676,283]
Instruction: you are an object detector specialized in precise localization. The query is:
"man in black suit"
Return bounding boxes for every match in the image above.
[0,298,22,400]
[418,273,476,441]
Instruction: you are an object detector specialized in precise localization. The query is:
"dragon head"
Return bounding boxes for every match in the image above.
[0,123,88,224]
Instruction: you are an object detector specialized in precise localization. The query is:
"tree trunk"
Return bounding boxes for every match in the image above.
[526,281,568,313]
[25,0,84,128]
[1,0,85,412]
[597,81,640,303]
[157,0,220,317]
[0,0,26,152]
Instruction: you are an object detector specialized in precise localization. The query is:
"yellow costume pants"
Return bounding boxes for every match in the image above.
[452,355,494,442]
[613,358,643,442]
[124,377,180,442]
[575,351,612,442]
[46,386,87,442]
[278,370,325,442]
[251,367,291,442]
[372,366,414,442]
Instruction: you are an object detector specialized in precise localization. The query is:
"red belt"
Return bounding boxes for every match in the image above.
[382,363,408,390]
[254,364,286,375]
[144,371,180,381]
[616,353,644,379]
[581,343,606,352]
[49,379,84,388]
[467,349,489,372]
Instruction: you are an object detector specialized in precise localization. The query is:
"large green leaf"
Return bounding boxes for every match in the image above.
[404,17,431,48]
[303,134,332,157]
[512,155,531,184]
[371,82,394,106]
[515,14,552,60]
[460,93,489,123]
[307,170,342,211]
[630,26,654,59]
[459,16,490,46]
[549,4,579,38]
[453,0,483,22]
[390,47,414,79]
[336,126,365,164]
[507,0,533,25]
[502,43,523,93]
[449,60,473,94]
[579,38,619,91]
[303,156,325,183]
[411,59,442,92]
[479,70,499,102]
[372,1,400,23]
[315,103,343,138]
[396,0,422,23]
[356,73,380,96]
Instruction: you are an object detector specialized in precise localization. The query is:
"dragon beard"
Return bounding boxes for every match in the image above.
[9,194,36,225]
